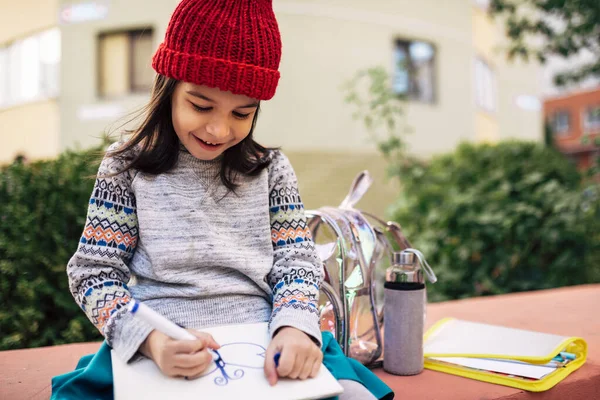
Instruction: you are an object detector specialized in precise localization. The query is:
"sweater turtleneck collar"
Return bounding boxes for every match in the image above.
[177,143,222,185]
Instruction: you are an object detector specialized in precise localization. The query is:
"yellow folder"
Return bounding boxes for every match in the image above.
[423,318,587,392]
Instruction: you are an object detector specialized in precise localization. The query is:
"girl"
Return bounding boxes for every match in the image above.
[54,0,393,399]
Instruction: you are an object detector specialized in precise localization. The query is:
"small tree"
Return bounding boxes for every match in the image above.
[341,66,412,177]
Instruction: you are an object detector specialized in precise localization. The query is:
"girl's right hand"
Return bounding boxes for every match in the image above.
[140,329,220,380]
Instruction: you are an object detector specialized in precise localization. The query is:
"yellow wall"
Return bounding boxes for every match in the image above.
[472,7,497,62]
[0,101,60,163]
[496,53,543,142]
[0,0,59,43]
[475,112,499,143]
[471,6,542,142]
[471,7,500,143]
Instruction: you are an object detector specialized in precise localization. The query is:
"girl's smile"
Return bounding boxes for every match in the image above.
[194,136,225,152]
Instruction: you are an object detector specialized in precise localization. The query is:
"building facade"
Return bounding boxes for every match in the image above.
[544,88,600,171]
[1,0,545,215]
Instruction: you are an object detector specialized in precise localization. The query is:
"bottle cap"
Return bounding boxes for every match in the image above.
[391,251,415,266]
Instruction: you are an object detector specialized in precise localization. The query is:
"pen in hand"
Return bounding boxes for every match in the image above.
[129,299,220,380]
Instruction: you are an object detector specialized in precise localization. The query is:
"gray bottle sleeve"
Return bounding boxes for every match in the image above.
[383,287,425,375]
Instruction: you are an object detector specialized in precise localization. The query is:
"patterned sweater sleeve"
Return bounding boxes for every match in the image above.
[266,151,324,346]
[67,142,152,362]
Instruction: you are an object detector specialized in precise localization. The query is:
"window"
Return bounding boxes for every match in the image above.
[474,58,496,112]
[0,28,60,109]
[98,28,154,98]
[473,0,491,10]
[393,39,436,103]
[583,106,600,132]
[551,110,571,135]
[0,48,7,107]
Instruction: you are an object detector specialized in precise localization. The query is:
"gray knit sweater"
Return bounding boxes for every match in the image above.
[67,142,323,362]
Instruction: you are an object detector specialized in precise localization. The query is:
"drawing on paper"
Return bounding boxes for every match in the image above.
[201,342,267,386]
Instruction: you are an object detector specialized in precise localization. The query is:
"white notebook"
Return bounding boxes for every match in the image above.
[422,318,587,391]
[112,322,344,400]
[424,319,572,358]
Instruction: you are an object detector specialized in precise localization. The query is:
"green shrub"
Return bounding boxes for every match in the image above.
[2,139,598,349]
[0,148,104,350]
[390,141,600,302]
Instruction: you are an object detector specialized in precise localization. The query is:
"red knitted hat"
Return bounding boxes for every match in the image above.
[152,0,281,100]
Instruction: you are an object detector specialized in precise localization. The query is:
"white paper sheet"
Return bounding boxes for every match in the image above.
[424,319,568,358]
[112,322,344,400]
[429,357,557,379]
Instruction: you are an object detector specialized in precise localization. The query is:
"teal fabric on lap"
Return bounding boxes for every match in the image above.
[51,332,394,400]
[321,332,394,400]
[51,342,113,400]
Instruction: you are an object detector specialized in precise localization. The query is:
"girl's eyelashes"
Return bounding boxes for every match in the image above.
[190,102,252,120]
[232,111,251,120]
[191,103,212,112]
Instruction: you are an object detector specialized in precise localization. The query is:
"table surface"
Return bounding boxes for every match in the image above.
[1,284,599,400]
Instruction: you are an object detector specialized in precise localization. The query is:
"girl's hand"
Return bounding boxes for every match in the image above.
[140,329,220,380]
[264,326,323,386]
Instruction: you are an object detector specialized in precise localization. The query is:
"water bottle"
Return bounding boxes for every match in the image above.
[383,249,433,375]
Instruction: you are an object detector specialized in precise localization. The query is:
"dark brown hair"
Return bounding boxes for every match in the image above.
[108,74,277,192]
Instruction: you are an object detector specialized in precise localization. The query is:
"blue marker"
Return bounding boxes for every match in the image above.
[560,352,576,361]
[274,352,281,367]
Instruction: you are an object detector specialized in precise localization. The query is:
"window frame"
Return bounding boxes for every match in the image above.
[474,57,497,113]
[0,46,8,108]
[551,109,571,136]
[0,28,60,110]
[582,105,600,133]
[392,37,437,104]
[97,27,154,99]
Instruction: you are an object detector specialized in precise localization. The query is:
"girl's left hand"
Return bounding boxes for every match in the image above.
[264,326,323,386]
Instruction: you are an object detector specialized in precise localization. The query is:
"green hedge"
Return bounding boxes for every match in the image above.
[1,140,599,350]
[390,141,600,302]
[0,148,103,350]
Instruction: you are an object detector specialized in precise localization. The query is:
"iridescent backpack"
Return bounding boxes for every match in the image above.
[307,171,435,368]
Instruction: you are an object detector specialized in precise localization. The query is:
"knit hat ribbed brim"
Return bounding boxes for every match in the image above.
[152,0,281,100]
